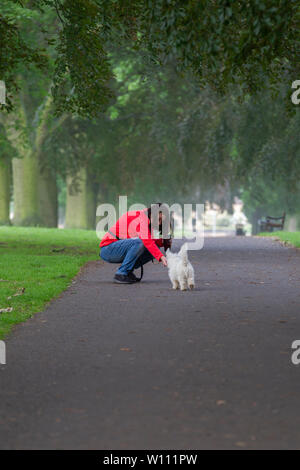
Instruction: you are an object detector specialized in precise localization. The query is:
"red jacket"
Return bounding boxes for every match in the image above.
[99,209,164,261]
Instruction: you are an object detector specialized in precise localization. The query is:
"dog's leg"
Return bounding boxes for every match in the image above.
[172,279,180,290]
[179,277,188,291]
[188,267,195,290]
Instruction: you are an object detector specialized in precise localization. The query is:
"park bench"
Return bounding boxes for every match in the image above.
[259,212,285,232]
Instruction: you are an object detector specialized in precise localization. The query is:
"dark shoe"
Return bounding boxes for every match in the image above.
[127,271,139,282]
[114,273,135,284]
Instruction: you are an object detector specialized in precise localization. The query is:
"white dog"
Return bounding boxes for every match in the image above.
[166,243,195,291]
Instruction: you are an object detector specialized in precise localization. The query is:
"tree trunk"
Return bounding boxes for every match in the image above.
[6,94,58,227]
[5,98,41,226]
[35,94,58,227]
[65,167,96,230]
[0,157,11,225]
[251,208,262,235]
[38,167,58,227]
[12,149,40,226]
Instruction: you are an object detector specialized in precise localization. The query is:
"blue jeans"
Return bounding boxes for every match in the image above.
[100,238,154,275]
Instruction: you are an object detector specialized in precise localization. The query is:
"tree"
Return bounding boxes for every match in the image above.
[232,86,300,231]
[0,125,13,224]
[0,0,48,111]
[0,4,62,226]
[1,0,299,116]
[1,1,299,229]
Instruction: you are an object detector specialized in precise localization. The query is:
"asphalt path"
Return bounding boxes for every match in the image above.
[1,236,300,449]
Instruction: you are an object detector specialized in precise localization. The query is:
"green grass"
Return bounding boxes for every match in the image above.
[259,231,300,248]
[0,226,101,339]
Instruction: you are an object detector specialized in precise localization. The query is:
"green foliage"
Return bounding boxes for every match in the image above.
[39,44,300,216]
[139,0,299,93]
[51,0,115,116]
[1,3,298,225]
[0,123,16,159]
[0,1,48,112]
[233,87,300,222]
[1,0,299,116]
[241,178,300,221]
[259,231,300,248]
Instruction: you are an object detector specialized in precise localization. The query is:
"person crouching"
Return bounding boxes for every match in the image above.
[99,204,171,284]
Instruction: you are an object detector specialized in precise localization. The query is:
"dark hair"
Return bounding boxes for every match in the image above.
[147,203,170,236]
[147,202,163,221]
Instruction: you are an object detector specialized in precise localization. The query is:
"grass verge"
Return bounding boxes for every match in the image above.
[0,226,100,339]
[259,231,300,248]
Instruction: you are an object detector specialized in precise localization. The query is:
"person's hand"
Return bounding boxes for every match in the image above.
[161,256,168,267]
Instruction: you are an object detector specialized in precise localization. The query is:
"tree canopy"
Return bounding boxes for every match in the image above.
[1,0,299,115]
[0,0,299,231]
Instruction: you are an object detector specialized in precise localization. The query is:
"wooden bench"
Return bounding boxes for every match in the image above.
[260,212,285,232]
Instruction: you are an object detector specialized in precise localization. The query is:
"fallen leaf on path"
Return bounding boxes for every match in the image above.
[120,348,131,352]
[216,400,226,406]
[235,441,246,447]
[7,287,25,299]
[0,307,13,313]
[64,408,85,414]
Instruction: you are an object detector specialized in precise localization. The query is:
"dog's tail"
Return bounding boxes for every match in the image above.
[179,242,188,266]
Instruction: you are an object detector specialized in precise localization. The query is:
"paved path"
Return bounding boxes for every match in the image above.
[1,237,300,449]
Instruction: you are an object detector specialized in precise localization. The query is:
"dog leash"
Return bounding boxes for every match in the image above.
[108,230,143,281]
[134,265,143,282]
